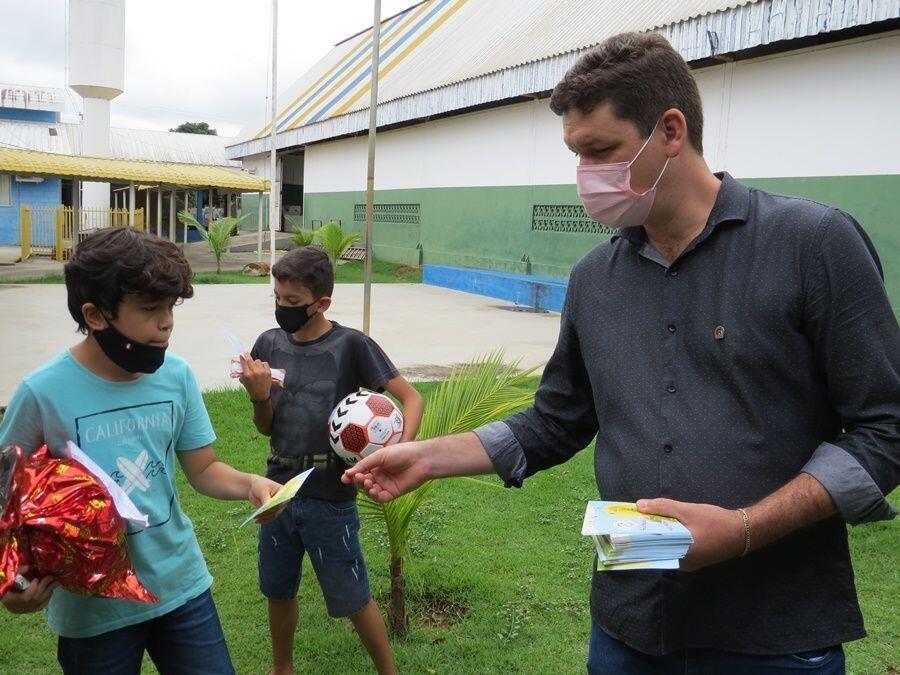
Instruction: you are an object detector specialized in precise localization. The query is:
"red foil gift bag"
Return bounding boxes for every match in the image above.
[0,444,156,603]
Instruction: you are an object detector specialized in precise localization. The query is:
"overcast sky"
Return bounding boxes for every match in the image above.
[0,0,413,138]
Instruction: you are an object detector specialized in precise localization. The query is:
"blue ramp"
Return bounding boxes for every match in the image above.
[423,265,567,313]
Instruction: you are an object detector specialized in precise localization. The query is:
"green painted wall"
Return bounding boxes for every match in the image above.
[304,174,899,312]
[238,193,270,232]
[305,185,607,277]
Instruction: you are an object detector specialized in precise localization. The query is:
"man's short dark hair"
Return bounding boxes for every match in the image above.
[550,32,704,153]
[272,246,334,298]
[64,227,194,333]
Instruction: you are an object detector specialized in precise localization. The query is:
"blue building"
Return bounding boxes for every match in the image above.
[0,83,256,249]
[0,85,64,245]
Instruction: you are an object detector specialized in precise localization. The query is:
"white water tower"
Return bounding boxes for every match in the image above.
[67,0,126,212]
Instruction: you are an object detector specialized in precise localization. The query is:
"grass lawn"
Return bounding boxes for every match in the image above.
[0,260,422,286]
[0,384,897,674]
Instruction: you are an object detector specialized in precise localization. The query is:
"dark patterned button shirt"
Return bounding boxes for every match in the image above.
[476,173,900,655]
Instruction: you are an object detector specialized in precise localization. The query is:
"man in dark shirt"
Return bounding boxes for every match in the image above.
[343,32,899,673]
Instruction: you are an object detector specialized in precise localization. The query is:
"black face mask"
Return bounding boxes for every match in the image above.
[94,321,167,374]
[275,303,313,334]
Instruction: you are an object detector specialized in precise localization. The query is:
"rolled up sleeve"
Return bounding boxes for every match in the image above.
[803,442,897,524]
[474,420,527,487]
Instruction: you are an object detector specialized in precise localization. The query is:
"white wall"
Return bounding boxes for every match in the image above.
[303,31,899,193]
[712,32,899,178]
[305,99,578,192]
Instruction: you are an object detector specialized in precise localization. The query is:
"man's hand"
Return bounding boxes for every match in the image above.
[342,442,432,502]
[637,498,745,572]
[1,565,59,614]
[248,475,287,524]
[238,353,273,402]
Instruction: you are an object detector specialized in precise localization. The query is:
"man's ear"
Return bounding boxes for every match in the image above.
[82,303,110,333]
[660,107,688,158]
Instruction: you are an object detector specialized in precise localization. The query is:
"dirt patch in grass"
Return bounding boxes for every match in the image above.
[415,594,468,630]
[395,265,422,279]
[373,589,469,631]
[399,364,465,381]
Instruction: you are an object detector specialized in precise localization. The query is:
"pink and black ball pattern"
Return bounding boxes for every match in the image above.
[328,391,404,465]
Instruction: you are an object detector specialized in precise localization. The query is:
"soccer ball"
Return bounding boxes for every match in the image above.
[328,391,404,465]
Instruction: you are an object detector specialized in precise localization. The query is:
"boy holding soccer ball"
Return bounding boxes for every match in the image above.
[238,246,423,675]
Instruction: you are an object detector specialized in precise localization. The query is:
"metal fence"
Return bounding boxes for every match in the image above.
[20,206,145,261]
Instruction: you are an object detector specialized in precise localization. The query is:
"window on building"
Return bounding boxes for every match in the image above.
[0,175,10,206]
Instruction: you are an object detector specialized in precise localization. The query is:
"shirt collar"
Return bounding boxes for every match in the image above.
[612,172,750,247]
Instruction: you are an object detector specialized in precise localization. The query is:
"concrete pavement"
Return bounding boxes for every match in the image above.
[0,283,559,405]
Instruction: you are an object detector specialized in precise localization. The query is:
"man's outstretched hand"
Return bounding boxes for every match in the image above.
[342,442,431,502]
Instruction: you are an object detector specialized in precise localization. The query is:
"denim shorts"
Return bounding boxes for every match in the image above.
[57,588,234,675]
[258,495,371,618]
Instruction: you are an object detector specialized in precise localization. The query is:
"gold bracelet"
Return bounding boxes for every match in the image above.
[737,507,751,557]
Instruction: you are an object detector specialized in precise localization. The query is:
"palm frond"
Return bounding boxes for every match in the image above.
[314,221,363,266]
[361,350,536,560]
[286,215,317,247]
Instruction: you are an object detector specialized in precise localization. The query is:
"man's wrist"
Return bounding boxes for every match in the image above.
[412,439,438,480]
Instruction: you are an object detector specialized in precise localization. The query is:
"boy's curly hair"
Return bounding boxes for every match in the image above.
[64,227,194,333]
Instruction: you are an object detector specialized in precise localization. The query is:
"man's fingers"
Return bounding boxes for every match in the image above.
[345,451,384,477]
[636,498,682,519]
[366,486,394,503]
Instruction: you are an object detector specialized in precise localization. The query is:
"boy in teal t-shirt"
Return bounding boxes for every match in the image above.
[0,228,284,674]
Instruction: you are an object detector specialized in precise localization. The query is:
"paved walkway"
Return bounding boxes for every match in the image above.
[0,234,292,280]
[0,283,559,404]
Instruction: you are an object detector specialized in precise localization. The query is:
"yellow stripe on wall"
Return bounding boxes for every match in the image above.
[252,30,371,140]
[285,0,432,131]
[330,0,469,119]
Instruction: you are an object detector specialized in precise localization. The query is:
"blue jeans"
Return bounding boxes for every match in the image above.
[588,620,845,674]
[258,495,371,618]
[57,588,234,675]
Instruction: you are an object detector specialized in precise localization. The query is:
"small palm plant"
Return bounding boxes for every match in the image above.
[314,220,363,271]
[285,215,317,247]
[358,351,537,635]
[177,211,248,274]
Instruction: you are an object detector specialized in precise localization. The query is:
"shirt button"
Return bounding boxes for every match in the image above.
[666,384,677,393]
[663,444,673,453]
[668,269,679,277]
[667,324,676,333]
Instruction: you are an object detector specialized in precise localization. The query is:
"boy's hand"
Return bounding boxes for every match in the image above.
[238,353,273,402]
[1,565,59,614]
[248,475,288,524]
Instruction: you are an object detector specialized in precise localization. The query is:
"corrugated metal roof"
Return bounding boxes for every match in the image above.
[0,121,239,166]
[229,0,898,158]
[0,146,268,191]
[237,0,749,144]
[110,128,239,166]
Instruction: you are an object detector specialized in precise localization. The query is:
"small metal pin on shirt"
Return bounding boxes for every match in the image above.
[714,326,726,341]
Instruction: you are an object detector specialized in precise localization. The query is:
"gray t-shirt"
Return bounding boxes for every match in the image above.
[251,322,398,500]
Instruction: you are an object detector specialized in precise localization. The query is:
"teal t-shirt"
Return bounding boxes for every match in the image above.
[0,350,215,638]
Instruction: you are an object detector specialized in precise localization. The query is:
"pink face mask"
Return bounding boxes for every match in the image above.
[576,124,669,229]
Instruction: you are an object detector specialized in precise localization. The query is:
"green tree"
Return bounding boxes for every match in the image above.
[177,210,247,273]
[358,352,537,635]
[285,215,317,247]
[314,221,362,273]
[170,121,217,135]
